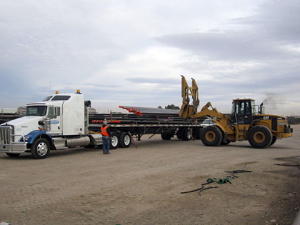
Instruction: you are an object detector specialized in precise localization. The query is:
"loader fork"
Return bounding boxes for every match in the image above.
[179,75,199,119]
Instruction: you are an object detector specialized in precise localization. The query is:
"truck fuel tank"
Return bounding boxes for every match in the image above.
[66,136,90,147]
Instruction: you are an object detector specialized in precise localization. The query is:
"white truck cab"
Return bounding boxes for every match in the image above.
[0,90,98,159]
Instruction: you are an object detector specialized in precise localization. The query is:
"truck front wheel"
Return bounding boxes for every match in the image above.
[31,138,50,159]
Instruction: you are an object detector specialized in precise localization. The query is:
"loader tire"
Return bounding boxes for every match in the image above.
[201,126,223,146]
[221,140,231,145]
[119,132,131,148]
[270,136,277,146]
[248,125,272,148]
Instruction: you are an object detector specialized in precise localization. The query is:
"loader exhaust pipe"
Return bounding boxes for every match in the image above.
[259,103,264,114]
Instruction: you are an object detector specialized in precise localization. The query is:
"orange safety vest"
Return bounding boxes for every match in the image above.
[101,125,109,137]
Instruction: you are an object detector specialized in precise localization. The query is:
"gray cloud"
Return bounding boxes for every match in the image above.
[126,77,178,85]
[0,0,299,115]
[156,0,300,62]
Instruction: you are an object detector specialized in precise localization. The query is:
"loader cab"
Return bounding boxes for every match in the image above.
[231,99,255,124]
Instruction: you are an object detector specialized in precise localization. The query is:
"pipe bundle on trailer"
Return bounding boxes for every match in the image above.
[119,106,180,116]
[119,106,143,116]
[89,106,199,125]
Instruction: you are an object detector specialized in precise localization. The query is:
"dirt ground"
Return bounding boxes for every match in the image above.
[0,125,299,225]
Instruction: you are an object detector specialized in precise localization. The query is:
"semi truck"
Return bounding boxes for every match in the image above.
[0,90,202,159]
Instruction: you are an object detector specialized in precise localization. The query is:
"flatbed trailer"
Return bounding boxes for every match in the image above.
[88,112,204,148]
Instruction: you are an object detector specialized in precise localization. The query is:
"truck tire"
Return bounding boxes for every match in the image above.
[201,126,223,146]
[195,128,202,139]
[110,134,119,149]
[6,153,21,158]
[270,136,277,146]
[182,128,192,141]
[176,130,182,139]
[31,138,50,159]
[119,132,131,148]
[248,125,272,148]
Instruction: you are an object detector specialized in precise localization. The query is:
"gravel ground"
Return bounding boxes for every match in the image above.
[0,125,299,225]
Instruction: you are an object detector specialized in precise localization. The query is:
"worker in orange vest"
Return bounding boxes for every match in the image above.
[101,119,111,154]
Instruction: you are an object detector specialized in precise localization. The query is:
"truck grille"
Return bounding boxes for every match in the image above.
[0,126,11,145]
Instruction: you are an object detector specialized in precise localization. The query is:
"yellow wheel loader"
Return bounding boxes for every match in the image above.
[179,76,293,148]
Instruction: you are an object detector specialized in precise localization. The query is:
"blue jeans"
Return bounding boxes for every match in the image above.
[102,136,110,154]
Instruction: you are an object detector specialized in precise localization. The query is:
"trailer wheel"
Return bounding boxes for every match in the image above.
[161,133,172,140]
[6,153,21,158]
[248,125,272,148]
[110,134,119,149]
[195,128,202,139]
[119,132,131,148]
[176,130,182,139]
[201,126,223,146]
[182,129,192,141]
[270,136,277,146]
[31,138,50,159]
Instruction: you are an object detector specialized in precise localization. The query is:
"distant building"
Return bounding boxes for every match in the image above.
[0,108,17,114]
[17,106,26,116]
[89,108,97,114]
[287,116,300,124]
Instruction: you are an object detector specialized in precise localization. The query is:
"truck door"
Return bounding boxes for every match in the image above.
[48,106,62,135]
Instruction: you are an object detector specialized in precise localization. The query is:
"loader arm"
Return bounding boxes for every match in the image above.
[191,102,225,120]
[191,78,199,109]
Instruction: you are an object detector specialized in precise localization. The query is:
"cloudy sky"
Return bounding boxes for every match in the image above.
[1,0,299,115]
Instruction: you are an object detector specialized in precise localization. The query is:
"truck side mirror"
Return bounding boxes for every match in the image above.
[48,106,60,119]
[48,106,56,119]
[53,107,57,119]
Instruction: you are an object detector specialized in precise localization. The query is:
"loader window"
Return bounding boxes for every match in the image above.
[245,101,251,115]
[239,102,245,114]
[232,100,253,124]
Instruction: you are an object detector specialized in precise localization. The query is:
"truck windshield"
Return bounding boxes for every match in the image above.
[43,96,52,101]
[51,96,70,101]
[26,106,47,116]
